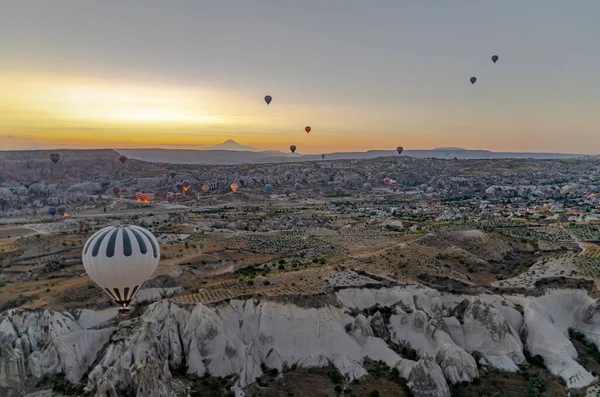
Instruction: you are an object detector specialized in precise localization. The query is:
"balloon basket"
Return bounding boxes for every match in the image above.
[118,307,131,314]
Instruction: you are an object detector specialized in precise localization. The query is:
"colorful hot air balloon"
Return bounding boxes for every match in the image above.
[230,183,238,192]
[284,188,291,196]
[397,146,404,155]
[49,153,60,164]
[305,126,311,134]
[303,168,311,177]
[295,179,303,184]
[182,180,190,192]
[119,155,128,164]
[294,183,301,190]
[175,192,183,200]
[112,187,121,197]
[264,95,272,105]
[48,207,57,216]
[285,171,292,179]
[265,184,272,192]
[57,205,67,216]
[135,192,143,202]
[384,178,391,185]
[290,145,296,154]
[82,225,160,311]
[166,192,174,203]
[141,193,149,202]
[202,185,209,193]
[491,55,499,63]
[470,77,477,84]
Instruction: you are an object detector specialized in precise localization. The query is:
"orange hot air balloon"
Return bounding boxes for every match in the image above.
[305,126,311,134]
[135,192,143,202]
[142,193,149,202]
[202,185,209,193]
[230,183,238,192]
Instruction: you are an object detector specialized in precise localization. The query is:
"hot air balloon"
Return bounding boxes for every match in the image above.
[397,146,404,155]
[49,153,60,164]
[321,154,325,160]
[284,188,291,196]
[112,187,121,197]
[141,193,149,202]
[182,180,190,192]
[202,185,209,193]
[230,183,238,192]
[384,178,391,185]
[118,155,128,165]
[363,183,371,190]
[390,180,397,185]
[49,195,58,205]
[295,178,303,184]
[470,77,477,84]
[48,207,57,216]
[175,192,183,200]
[305,126,311,134]
[82,225,160,312]
[381,172,388,178]
[294,183,301,190]
[265,184,272,192]
[285,171,292,179]
[290,145,296,154]
[264,95,272,105]
[491,55,499,63]
[303,168,311,177]
[176,182,183,191]
[169,170,177,179]
[166,192,174,203]
[57,205,67,216]
[135,192,143,202]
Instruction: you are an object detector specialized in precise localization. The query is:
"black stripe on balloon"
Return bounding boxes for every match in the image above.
[122,229,133,257]
[113,288,122,301]
[129,228,147,254]
[136,227,158,258]
[131,285,140,299]
[123,287,130,300]
[104,287,117,301]
[105,228,120,258]
[91,228,113,257]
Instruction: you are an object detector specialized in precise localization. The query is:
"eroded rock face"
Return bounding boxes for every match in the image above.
[2,286,600,396]
[408,355,451,397]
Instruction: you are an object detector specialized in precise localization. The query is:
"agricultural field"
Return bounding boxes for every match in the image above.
[568,224,600,241]
[575,243,600,278]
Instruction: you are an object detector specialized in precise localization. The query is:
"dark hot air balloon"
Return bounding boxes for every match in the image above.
[264,95,272,105]
[397,146,404,155]
[284,188,291,196]
[491,55,499,63]
[169,170,177,178]
[265,184,272,192]
[49,153,60,164]
[321,154,325,160]
[294,183,301,190]
[119,155,128,164]
[48,207,57,216]
[305,126,311,134]
[57,206,67,216]
[112,187,120,197]
[470,77,477,84]
[290,145,296,154]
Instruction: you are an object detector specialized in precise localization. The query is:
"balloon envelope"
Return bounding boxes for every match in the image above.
[491,55,499,63]
[305,126,311,134]
[397,146,404,155]
[384,178,391,185]
[48,207,56,216]
[265,184,272,191]
[290,145,296,153]
[169,170,177,178]
[49,153,60,164]
[303,168,310,176]
[112,187,120,196]
[57,205,67,216]
[294,183,301,190]
[82,225,160,309]
[285,171,292,179]
[119,155,128,164]
[230,183,238,192]
[284,188,291,196]
[264,95,272,105]
[202,185,209,193]
[470,77,477,84]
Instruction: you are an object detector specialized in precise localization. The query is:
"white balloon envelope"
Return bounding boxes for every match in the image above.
[82,225,160,309]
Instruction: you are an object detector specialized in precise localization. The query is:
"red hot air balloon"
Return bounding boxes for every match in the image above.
[384,178,391,185]
[305,126,311,134]
[135,192,143,202]
[112,187,120,197]
[295,179,302,184]
[49,153,61,164]
[230,183,238,192]
[119,155,128,164]
[202,185,209,193]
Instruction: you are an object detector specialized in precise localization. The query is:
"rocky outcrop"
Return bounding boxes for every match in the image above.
[2,287,600,396]
[408,355,451,397]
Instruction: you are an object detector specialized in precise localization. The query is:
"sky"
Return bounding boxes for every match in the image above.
[1,0,599,154]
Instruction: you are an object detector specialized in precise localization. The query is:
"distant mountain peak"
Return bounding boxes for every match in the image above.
[199,140,259,152]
